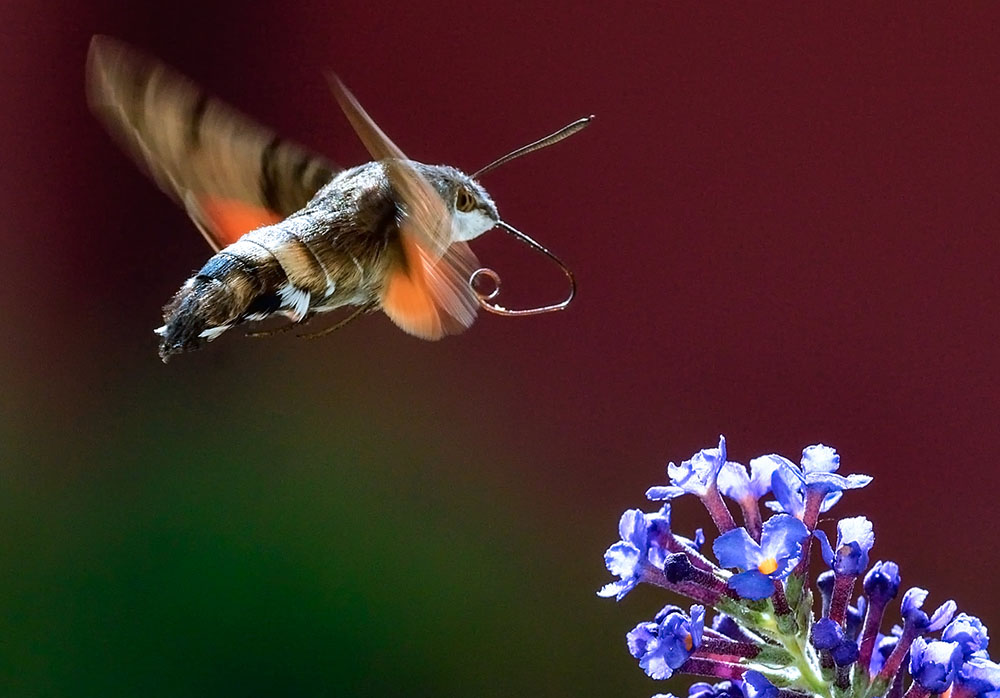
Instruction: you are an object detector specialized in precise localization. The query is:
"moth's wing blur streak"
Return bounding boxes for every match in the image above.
[327,76,480,339]
[85,35,338,250]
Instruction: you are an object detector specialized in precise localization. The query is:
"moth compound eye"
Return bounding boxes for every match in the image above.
[455,188,476,213]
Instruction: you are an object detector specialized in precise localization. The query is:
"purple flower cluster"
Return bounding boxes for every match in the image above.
[599,437,1000,698]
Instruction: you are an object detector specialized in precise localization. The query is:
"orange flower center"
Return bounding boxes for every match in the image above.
[758,557,779,575]
[684,633,693,651]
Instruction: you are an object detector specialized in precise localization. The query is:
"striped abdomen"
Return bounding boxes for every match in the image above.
[157,200,397,361]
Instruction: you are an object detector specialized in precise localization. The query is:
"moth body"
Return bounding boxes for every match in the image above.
[86,36,583,361]
[157,161,498,360]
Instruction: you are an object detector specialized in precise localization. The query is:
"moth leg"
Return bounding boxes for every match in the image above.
[245,313,313,338]
[298,303,374,340]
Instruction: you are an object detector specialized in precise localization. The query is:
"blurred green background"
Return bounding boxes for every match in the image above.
[2,3,999,696]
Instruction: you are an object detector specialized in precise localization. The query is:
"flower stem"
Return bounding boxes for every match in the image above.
[828,574,857,626]
[700,485,738,534]
[739,495,763,541]
[679,656,747,681]
[876,623,919,686]
[772,621,834,698]
[698,637,762,660]
[856,595,890,681]
[640,565,722,605]
[793,490,825,577]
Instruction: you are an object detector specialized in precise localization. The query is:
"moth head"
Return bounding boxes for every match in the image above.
[420,164,499,242]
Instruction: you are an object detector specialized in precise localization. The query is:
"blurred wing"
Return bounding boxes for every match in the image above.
[381,236,480,340]
[327,73,478,339]
[326,74,450,260]
[86,35,339,251]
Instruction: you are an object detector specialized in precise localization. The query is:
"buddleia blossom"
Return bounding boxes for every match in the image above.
[765,445,871,528]
[599,505,714,602]
[811,617,861,666]
[813,516,876,625]
[647,437,728,501]
[743,671,779,698]
[908,638,962,694]
[713,514,809,600]
[901,588,957,633]
[627,605,705,679]
[716,456,779,540]
[648,437,738,534]
[943,614,990,658]
[857,561,902,671]
[652,681,745,698]
[598,437,995,698]
[687,680,745,698]
[815,516,875,577]
[598,508,658,600]
[950,654,1000,698]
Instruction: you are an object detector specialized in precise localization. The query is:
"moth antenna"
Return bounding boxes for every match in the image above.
[470,221,576,316]
[472,116,594,178]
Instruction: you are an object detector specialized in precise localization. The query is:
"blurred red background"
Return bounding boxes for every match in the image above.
[1,3,998,696]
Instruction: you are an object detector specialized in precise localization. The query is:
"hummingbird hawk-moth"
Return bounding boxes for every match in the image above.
[86,36,590,362]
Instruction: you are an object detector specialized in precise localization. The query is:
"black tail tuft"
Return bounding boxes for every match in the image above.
[157,278,243,362]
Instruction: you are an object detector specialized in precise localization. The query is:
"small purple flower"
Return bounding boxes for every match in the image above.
[800,444,840,473]
[902,587,958,632]
[717,455,780,539]
[712,613,758,643]
[718,456,779,504]
[812,618,846,650]
[648,505,706,568]
[687,681,745,698]
[943,614,990,660]
[598,506,706,600]
[832,640,860,667]
[598,508,654,600]
[713,514,809,599]
[647,436,727,501]
[814,516,875,576]
[864,560,901,605]
[627,605,705,679]
[597,504,691,601]
[646,505,703,555]
[766,458,839,518]
[743,670,779,698]
[811,618,860,666]
[909,637,962,692]
[954,654,1000,697]
[764,445,871,520]
[645,505,677,568]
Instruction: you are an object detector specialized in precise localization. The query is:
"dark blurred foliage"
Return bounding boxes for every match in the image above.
[1,2,998,696]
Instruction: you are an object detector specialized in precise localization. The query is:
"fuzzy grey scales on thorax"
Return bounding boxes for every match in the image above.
[211,162,403,324]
